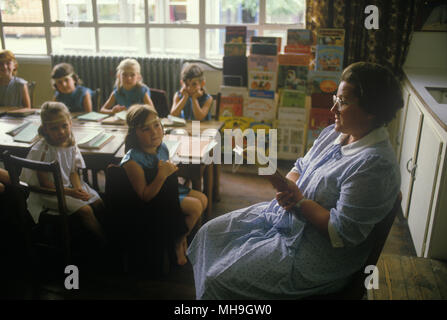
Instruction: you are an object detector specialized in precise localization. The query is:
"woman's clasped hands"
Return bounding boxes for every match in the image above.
[275,178,304,212]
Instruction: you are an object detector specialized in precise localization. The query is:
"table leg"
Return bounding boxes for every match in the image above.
[204,163,214,220]
[213,163,221,202]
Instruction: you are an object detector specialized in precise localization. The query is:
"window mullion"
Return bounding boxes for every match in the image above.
[92,0,100,53]
[0,9,5,49]
[41,0,52,55]
[145,0,150,55]
[199,0,205,59]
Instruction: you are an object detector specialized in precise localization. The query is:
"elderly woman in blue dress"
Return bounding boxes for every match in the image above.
[186,62,404,299]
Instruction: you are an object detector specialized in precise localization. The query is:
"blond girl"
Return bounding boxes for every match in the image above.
[100,58,154,114]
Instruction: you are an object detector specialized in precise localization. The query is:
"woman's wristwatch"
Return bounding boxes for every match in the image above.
[294,198,306,210]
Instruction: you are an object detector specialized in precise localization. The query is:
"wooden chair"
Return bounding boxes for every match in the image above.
[150,88,170,118]
[2,150,71,265]
[306,193,402,300]
[211,92,221,121]
[91,88,101,111]
[27,81,36,108]
[104,164,170,276]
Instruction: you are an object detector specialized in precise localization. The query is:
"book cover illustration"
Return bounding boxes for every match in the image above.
[219,116,254,131]
[250,36,282,52]
[278,53,310,66]
[224,43,247,56]
[306,107,335,151]
[247,55,278,72]
[274,119,306,160]
[308,70,341,94]
[250,43,278,56]
[225,26,247,43]
[248,71,277,92]
[317,28,345,46]
[287,29,313,46]
[223,56,248,87]
[277,65,308,91]
[284,44,311,54]
[219,96,243,118]
[315,45,344,71]
[311,92,333,109]
[277,106,307,121]
[244,96,277,122]
[279,89,306,108]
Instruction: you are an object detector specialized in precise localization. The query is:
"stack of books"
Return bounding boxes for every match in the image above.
[223,26,248,87]
[243,36,281,130]
[305,28,345,152]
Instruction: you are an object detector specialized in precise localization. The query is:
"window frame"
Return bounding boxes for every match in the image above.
[0,0,306,61]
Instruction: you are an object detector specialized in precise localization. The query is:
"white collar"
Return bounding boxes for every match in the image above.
[333,126,389,156]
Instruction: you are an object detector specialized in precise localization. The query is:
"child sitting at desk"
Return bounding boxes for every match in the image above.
[0,50,31,108]
[121,104,207,265]
[101,58,154,115]
[171,64,213,121]
[51,63,93,113]
[20,101,106,246]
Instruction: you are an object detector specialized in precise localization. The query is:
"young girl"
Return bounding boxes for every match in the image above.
[20,101,106,246]
[171,63,213,121]
[0,50,31,108]
[121,104,207,265]
[51,63,93,113]
[101,59,154,115]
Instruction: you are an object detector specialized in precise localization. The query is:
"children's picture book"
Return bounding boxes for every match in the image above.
[249,90,275,99]
[250,36,282,53]
[279,89,306,108]
[219,96,243,118]
[250,43,278,56]
[317,28,345,46]
[284,44,311,54]
[224,43,247,56]
[287,29,313,46]
[274,119,306,160]
[6,108,36,117]
[278,53,310,66]
[308,70,341,94]
[78,130,114,150]
[223,56,248,87]
[247,55,278,72]
[248,70,277,92]
[244,96,277,122]
[77,112,109,122]
[225,26,247,43]
[311,92,333,109]
[277,106,307,122]
[7,122,40,143]
[316,45,344,71]
[277,65,308,91]
[306,107,335,151]
[219,116,254,131]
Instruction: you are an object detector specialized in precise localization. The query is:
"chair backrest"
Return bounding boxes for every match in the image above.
[2,150,71,263]
[27,81,36,108]
[211,93,221,121]
[91,88,101,111]
[307,193,402,300]
[150,88,170,118]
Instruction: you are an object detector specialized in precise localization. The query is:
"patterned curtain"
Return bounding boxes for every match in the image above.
[305,0,422,78]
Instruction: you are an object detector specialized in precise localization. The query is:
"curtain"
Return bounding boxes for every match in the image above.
[305,0,422,78]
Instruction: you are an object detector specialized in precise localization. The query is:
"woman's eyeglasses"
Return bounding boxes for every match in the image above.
[332,95,349,111]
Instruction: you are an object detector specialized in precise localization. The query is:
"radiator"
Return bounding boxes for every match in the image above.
[50,55,184,107]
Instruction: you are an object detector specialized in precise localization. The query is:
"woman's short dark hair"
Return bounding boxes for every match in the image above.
[51,63,82,89]
[341,62,403,126]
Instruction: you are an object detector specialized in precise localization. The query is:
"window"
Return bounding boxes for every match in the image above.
[0,0,305,60]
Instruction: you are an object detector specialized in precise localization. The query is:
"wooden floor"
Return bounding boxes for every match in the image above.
[3,161,447,300]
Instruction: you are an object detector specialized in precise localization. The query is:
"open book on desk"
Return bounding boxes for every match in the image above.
[233,145,289,192]
[77,130,114,150]
[161,115,187,127]
[77,111,109,122]
[175,135,218,160]
[162,139,181,159]
[6,121,40,143]
[101,111,127,125]
[6,108,36,117]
